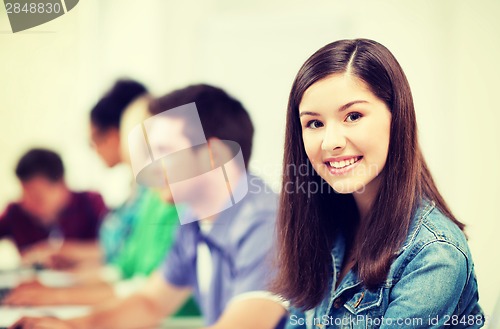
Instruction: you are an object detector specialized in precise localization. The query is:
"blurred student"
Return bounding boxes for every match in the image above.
[8,80,150,272]
[31,79,151,270]
[3,99,199,317]
[10,84,287,329]
[0,148,106,257]
[89,79,149,265]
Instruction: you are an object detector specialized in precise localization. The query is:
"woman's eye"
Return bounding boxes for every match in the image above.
[345,112,362,122]
[306,120,323,129]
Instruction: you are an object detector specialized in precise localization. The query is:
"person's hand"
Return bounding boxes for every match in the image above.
[22,246,81,270]
[2,282,62,306]
[21,242,54,268]
[8,316,75,329]
[45,252,78,269]
[21,240,101,270]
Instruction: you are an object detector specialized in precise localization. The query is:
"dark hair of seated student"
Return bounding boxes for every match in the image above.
[15,148,64,182]
[149,84,254,167]
[89,79,148,168]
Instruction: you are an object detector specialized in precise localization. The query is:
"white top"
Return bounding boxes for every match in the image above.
[197,220,214,296]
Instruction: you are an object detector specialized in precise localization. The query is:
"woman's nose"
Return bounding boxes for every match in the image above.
[321,124,346,152]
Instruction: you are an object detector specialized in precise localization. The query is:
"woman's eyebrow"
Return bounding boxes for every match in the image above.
[339,100,368,112]
[300,100,368,117]
[299,111,319,117]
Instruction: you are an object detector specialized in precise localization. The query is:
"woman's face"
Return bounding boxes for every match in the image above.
[299,73,391,194]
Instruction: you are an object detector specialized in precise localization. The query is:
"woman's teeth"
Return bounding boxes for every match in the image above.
[329,157,360,169]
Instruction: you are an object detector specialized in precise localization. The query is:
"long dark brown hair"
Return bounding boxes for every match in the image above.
[273,39,465,311]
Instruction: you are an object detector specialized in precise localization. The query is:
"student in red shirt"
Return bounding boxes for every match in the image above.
[0,148,107,255]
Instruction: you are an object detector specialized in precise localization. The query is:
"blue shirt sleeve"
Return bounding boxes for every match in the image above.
[161,227,193,288]
[231,211,278,297]
[381,240,478,328]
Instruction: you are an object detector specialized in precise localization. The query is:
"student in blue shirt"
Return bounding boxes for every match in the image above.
[273,39,485,328]
[11,84,286,329]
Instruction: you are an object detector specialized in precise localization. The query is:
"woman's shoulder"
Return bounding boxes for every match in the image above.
[389,199,474,283]
[420,203,469,250]
[400,199,469,254]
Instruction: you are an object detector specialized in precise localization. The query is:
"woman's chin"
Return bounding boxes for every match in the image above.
[331,181,366,194]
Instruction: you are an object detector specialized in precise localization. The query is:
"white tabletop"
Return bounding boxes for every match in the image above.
[0,305,91,327]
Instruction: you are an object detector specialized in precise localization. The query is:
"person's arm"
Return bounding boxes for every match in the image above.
[21,240,102,269]
[205,298,285,329]
[380,241,483,328]
[9,271,192,329]
[2,281,115,306]
[69,271,190,329]
[49,240,103,268]
[206,212,286,329]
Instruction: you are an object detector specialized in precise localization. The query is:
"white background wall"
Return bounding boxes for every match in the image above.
[1,0,499,318]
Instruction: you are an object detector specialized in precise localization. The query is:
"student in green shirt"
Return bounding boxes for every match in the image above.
[110,188,199,316]
[3,82,200,317]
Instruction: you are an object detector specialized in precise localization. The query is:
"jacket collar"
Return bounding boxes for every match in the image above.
[396,198,435,256]
[327,198,436,306]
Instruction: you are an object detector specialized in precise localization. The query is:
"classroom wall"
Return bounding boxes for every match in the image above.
[1,0,499,317]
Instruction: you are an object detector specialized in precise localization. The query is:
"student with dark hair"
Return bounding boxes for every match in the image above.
[273,39,484,328]
[150,84,254,167]
[11,84,287,329]
[10,79,150,269]
[0,148,106,252]
[15,148,65,182]
[4,88,200,319]
[87,79,150,264]
[89,79,147,168]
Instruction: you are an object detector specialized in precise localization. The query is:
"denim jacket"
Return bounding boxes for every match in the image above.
[286,199,484,328]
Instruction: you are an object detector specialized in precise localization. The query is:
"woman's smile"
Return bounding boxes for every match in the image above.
[300,73,391,194]
[324,155,363,175]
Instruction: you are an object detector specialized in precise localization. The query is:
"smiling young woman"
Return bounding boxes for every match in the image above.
[274,39,485,328]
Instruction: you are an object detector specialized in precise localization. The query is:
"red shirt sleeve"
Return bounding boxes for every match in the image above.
[0,205,12,239]
[86,192,108,224]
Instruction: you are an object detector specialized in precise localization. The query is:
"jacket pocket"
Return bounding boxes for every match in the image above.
[329,287,385,329]
[344,287,384,315]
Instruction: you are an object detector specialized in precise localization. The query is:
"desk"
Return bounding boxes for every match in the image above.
[0,309,204,329]
[162,317,205,328]
[0,305,90,327]
[0,269,205,329]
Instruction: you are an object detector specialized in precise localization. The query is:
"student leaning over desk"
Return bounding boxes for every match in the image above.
[3,80,199,317]
[0,148,106,255]
[10,79,152,268]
